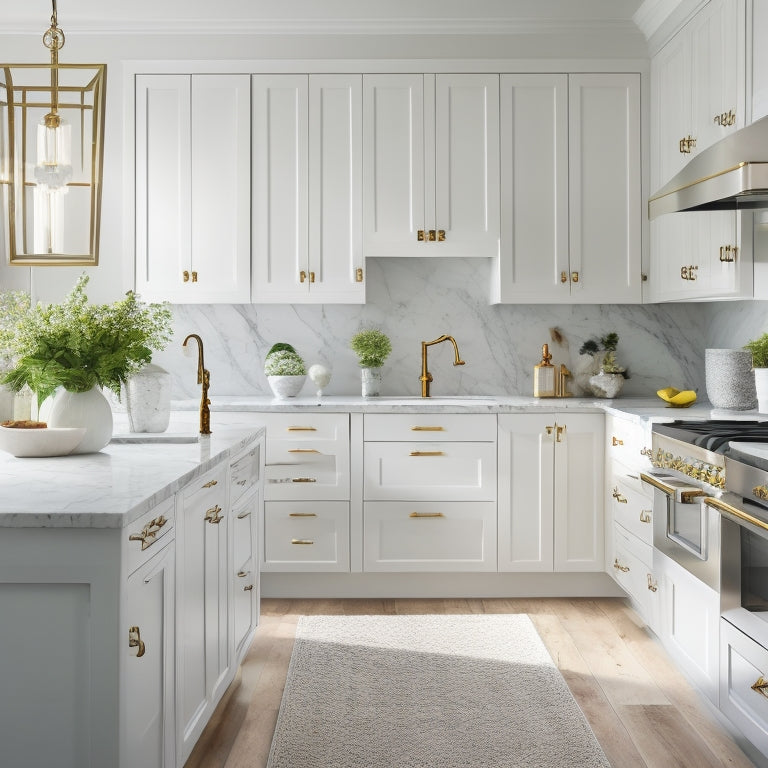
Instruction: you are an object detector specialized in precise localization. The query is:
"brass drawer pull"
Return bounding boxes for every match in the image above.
[289,512,317,517]
[202,479,218,488]
[417,229,426,241]
[409,512,444,518]
[287,426,317,432]
[236,510,251,519]
[128,515,168,551]
[237,569,249,578]
[243,584,254,591]
[639,510,652,524]
[612,488,628,504]
[612,436,624,446]
[437,229,445,241]
[647,574,658,593]
[205,504,224,524]
[410,451,444,457]
[752,677,768,698]
[428,229,437,241]
[356,267,364,282]
[291,477,317,483]
[288,448,321,454]
[613,558,630,573]
[291,538,314,545]
[411,426,445,432]
[128,626,146,657]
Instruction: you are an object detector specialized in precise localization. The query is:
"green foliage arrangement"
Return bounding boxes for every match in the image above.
[579,332,625,374]
[0,274,173,406]
[350,328,392,369]
[745,333,768,368]
[264,348,306,376]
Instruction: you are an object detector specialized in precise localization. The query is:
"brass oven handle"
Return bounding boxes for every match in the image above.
[704,497,768,535]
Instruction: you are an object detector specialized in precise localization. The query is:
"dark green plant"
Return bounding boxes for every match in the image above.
[745,333,768,368]
[579,332,625,374]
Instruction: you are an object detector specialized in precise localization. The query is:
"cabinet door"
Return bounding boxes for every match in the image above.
[307,75,364,303]
[123,543,176,768]
[362,74,426,257]
[498,414,555,572]
[434,74,500,258]
[251,75,309,302]
[493,74,568,303]
[553,413,605,571]
[136,74,250,304]
[751,0,768,121]
[232,487,259,661]
[568,74,642,303]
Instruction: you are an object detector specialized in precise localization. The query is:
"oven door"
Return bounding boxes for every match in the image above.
[642,472,721,591]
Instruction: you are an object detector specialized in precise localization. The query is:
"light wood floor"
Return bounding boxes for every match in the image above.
[186,597,761,768]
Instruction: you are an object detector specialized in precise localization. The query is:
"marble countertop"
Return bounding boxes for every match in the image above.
[0,411,265,529]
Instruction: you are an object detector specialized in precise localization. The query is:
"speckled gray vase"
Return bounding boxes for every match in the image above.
[705,348,757,410]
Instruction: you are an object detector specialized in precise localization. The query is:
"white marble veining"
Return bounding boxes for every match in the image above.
[152,258,707,402]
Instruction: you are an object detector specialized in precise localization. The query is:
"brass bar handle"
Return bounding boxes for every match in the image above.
[288,426,317,432]
[300,270,307,283]
[545,425,554,436]
[417,229,426,241]
[613,558,630,573]
[205,504,223,524]
[612,488,628,504]
[288,448,321,454]
[289,512,317,517]
[411,426,445,432]
[310,271,315,283]
[356,267,364,282]
[639,510,652,524]
[236,510,251,519]
[409,512,445,518]
[752,677,768,698]
[647,574,658,593]
[437,229,445,241]
[555,424,566,443]
[128,626,146,658]
[202,479,218,488]
[612,436,624,446]
[243,584,254,591]
[291,538,314,545]
[409,451,445,457]
[291,477,317,483]
[128,515,168,551]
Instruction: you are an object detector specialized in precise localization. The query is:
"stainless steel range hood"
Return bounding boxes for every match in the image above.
[648,114,768,219]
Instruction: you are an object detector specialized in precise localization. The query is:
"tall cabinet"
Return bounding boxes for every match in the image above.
[492,73,642,303]
[135,74,251,303]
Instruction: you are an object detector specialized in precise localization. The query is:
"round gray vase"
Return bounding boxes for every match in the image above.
[704,348,757,410]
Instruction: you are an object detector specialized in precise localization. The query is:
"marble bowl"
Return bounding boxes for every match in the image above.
[0,426,86,458]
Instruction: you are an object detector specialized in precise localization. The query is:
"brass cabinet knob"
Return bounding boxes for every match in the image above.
[191,270,198,282]
[309,271,315,283]
[356,267,364,282]
[299,270,307,283]
[560,271,568,284]
[183,270,190,282]
[571,271,579,283]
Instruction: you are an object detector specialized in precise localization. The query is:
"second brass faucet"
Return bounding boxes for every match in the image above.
[420,335,465,397]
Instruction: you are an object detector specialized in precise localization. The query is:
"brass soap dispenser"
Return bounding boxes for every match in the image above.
[533,343,556,398]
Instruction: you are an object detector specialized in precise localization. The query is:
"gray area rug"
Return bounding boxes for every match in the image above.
[267,614,610,768]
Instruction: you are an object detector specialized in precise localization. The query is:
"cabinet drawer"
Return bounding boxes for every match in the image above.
[720,619,768,754]
[232,488,258,573]
[263,501,349,572]
[364,413,496,442]
[230,441,262,504]
[260,412,349,442]
[364,501,496,572]
[605,414,652,472]
[610,475,654,545]
[182,464,228,509]
[125,495,176,575]
[612,524,656,611]
[364,442,496,501]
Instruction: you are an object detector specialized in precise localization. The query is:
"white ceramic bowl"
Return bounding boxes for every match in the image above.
[0,426,87,458]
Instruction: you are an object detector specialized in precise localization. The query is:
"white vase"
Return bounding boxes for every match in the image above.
[47,386,114,453]
[268,375,306,399]
[755,368,768,413]
[361,367,382,397]
[123,363,172,433]
[589,370,625,399]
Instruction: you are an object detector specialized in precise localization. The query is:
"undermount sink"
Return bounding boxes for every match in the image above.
[110,433,200,444]
[375,396,496,406]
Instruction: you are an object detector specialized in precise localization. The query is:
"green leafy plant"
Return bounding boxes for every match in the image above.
[579,332,625,374]
[350,328,392,369]
[745,333,768,368]
[0,274,173,406]
[264,348,306,376]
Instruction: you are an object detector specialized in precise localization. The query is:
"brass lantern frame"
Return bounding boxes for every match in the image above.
[0,9,106,266]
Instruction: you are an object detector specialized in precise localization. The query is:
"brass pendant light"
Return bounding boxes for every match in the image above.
[0,0,106,265]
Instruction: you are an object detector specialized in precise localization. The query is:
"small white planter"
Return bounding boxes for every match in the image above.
[361,367,382,397]
[268,375,306,399]
[755,368,768,413]
[47,385,114,454]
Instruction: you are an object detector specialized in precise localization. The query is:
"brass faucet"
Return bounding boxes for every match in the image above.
[420,335,465,397]
[182,333,211,435]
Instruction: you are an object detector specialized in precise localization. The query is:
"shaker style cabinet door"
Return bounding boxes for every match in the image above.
[135,74,251,303]
[252,74,364,304]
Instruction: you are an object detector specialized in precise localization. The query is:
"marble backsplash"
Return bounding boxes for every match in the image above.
[153,258,709,401]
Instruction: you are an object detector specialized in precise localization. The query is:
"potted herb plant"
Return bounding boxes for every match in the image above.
[0,274,173,452]
[264,343,307,399]
[745,333,768,412]
[578,332,626,399]
[350,328,392,397]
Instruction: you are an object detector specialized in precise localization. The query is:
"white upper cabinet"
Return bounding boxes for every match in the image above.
[751,0,768,121]
[493,73,641,303]
[363,73,500,258]
[135,74,251,303]
[252,74,364,303]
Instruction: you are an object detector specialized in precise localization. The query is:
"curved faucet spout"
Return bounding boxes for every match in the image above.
[420,335,465,397]
[182,333,211,435]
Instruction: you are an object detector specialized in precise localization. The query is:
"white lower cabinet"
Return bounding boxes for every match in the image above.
[657,550,720,704]
[498,413,604,572]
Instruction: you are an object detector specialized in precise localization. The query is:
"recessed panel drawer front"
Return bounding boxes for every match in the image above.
[263,501,349,572]
[605,414,652,472]
[232,490,257,574]
[612,524,655,610]
[230,442,261,504]
[720,619,768,753]
[364,442,497,501]
[364,413,497,442]
[610,475,654,544]
[260,413,349,442]
[364,501,497,571]
[125,495,176,576]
